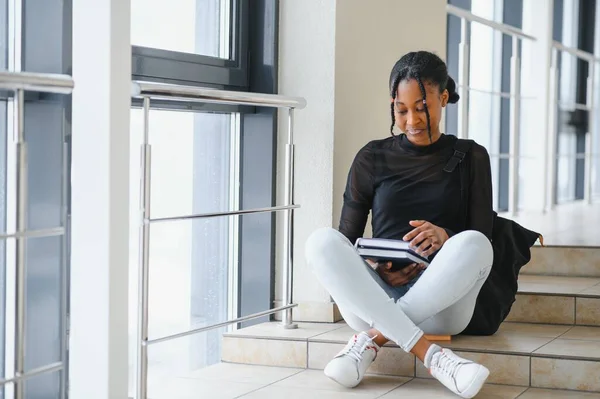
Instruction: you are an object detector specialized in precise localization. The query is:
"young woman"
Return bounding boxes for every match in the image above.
[305,51,495,399]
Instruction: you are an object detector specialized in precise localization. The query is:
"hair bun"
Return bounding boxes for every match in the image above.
[446,76,460,104]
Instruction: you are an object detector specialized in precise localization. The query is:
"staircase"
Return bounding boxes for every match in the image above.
[221,245,600,395]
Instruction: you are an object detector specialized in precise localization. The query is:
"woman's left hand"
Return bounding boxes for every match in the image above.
[403,220,449,257]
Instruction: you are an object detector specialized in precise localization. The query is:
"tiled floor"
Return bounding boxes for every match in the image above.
[144,362,600,398]
[220,321,600,392]
[500,202,600,246]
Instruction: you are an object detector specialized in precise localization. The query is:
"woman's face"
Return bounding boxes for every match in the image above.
[392,79,449,146]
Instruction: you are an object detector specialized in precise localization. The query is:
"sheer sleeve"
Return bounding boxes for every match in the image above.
[467,143,494,239]
[338,145,375,244]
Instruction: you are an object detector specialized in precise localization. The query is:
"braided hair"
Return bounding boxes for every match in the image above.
[389,51,460,142]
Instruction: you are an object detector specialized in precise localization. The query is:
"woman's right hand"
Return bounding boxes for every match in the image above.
[369,260,425,287]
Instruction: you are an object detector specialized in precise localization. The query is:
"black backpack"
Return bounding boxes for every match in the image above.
[444,139,541,335]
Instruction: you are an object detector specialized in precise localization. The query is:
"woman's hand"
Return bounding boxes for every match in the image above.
[370,260,425,287]
[403,220,449,257]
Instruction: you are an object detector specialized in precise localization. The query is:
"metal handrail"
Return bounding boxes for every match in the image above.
[145,304,298,346]
[131,81,307,109]
[134,87,303,399]
[553,41,600,63]
[149,205,300,224]
[0,71,74,94]
[0,72,71,397]
[446,4,536,41]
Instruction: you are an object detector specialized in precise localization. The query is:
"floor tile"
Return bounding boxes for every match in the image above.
[238,385,383,398]
[268,369,409,397]
[147,377,263,399]
[308,342,345,370]
[519,388,600,398]
[446,333,553,354]
[503,202,600,246]
[561,326,600,341]
[181,362,303,384]
[507,294,575,324]
[224,322,344,341]
[581,283,600,296]
[310,324,355,343]
[221,337,307,368]
[517,275,600,295]
[525,246,600,277]
[532,357,600,392]
[534,338,600,360]
[496,322,571,338]
[577,298,600,326]
[379,378,527,398]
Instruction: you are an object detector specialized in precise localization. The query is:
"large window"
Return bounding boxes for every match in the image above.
[131,0,232,58]
[552,0,598,204]
[128,0,279,394]
[131,0,248,89]
[128,110,239,389]
[446,0,524,212]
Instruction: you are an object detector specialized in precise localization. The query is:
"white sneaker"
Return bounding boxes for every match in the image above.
[429,348,490,398]
[324,332,379,388]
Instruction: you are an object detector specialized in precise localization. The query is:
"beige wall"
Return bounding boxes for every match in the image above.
[333,0,448,231]
[276,0,448,320]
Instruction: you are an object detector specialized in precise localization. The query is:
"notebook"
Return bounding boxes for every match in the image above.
[355,237,430,271]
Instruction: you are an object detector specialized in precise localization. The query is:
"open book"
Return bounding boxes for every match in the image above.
[355,237,430,271]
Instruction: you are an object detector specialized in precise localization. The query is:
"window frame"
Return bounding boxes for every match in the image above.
[131,0,250,90]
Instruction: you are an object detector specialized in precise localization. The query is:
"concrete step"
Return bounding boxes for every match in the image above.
[222,322,600,393]
[525,246,600,277]
[509,275,600,325]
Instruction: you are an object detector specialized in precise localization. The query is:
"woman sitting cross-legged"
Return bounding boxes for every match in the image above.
[305,51,495,399]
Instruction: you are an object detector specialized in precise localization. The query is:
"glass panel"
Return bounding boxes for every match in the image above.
[555,51,589,203]
[128,110,236,393]
[593,64,600,199]
[25,236,62,397]
[131,0,231,59]
[556,104,581,203]
[466,90,501,208]
[24,371,60,399]
[127,212,273,398]
[468,24,497,93]
[22,98,67,399]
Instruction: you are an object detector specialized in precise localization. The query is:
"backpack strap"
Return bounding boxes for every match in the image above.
[443,139,474,173]
[444,138,474,229]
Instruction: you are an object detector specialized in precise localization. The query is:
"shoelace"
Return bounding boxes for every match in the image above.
[343,335,375,363]
[434,351,464,380]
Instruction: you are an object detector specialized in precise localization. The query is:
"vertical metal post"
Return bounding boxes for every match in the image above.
[508,37,521,216]
[585,61,595,204]
[457,17,470,139]
[14,89,26,399]
[281,108,297,329]
[545,48,559,212]
[59,137,69,399]
[136,97,152,399]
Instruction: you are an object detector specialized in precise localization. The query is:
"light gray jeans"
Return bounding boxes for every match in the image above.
[305,227,493,352]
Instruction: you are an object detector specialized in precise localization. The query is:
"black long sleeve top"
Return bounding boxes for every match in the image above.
[339,133,494,246]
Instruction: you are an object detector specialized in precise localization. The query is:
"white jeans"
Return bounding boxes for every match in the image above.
[305,228,493,352]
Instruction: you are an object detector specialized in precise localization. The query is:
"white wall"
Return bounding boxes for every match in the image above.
[276,0,337,318]
[70,0,131,397]
[277,0,448,320]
